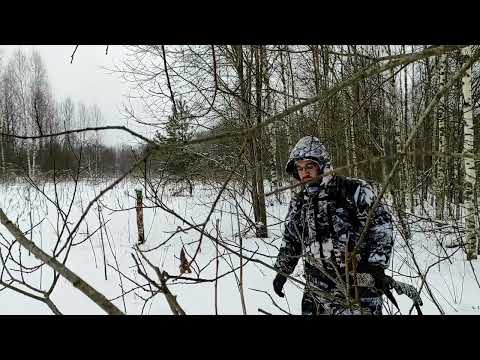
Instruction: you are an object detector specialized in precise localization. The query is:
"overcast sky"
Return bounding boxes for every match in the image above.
[0,45,148,147]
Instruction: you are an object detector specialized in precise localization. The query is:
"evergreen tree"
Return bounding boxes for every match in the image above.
[154,99,198,177]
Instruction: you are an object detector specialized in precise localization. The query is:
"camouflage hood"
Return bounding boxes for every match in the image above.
[285,136,333,182]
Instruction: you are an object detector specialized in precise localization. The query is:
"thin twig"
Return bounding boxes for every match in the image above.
[250,288,291,315]
[258,308,272,315]
[70,45,79,64]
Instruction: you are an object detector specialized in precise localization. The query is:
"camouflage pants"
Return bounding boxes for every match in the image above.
[301,289,383,315]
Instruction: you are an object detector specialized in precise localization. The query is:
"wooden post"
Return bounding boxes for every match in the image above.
[135,187,145,245]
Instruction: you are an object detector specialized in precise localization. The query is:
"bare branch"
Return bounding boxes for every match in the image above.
[0,209,124,315]
[70,45,79,64]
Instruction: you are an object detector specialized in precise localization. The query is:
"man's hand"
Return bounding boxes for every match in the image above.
[273,273,287,297]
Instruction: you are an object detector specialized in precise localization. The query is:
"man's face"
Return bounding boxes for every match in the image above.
[295,159,321,182]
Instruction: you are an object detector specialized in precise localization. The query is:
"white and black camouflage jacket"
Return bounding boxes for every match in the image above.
[275,136,394,295]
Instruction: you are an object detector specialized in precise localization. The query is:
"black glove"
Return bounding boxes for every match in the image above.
[273,273,287,298]
[367,265,387,291]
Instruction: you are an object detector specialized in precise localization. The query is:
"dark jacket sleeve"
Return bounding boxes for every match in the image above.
[274,193,304,276]
[353,182,394,270]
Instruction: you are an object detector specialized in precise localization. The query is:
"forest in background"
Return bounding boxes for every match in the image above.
[119,45,480,256]
[2,45,479,252]
[0,48,136,180]
[0,45,479,315]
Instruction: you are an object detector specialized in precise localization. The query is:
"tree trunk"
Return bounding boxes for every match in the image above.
[263,46,280,195]
[254,46,268,238]
[423,53,433,203]
[351,81,359,178]
[255,46,268,238]
[388,45,405,213]
[435,54,447,220]
[461,46,478,260]
[344,114,351,176]
[321,45,332,139]
[279,47,293,181]
[0,135,5,174]
[233,45,268,238]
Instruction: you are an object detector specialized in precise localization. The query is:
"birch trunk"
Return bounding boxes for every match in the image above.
[461,46,478,260]
[351,82,359,178]
[388,48,405,211]
[263,47,281,193]
[349,46,360,177]
[380,91,388,184]
[279,47,293,180]
[402,46,415,214]
[435,54,447,220]
[321,45,331,140]
[344,115,351,175]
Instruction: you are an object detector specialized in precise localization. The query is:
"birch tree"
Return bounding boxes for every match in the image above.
[461,46,478,260]
[434,54,448,220]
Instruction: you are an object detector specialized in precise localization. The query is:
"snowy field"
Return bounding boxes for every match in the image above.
[0,178,479,315]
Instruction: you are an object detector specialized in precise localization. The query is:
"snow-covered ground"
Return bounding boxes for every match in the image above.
[0,178,479,315]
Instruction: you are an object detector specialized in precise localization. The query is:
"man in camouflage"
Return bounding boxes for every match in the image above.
[273,136,394,315]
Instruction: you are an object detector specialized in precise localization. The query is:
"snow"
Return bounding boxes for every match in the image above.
[0,179,479,315]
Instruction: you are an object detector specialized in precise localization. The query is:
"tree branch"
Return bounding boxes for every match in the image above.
[0,209,124,315]
[70,45,79,64]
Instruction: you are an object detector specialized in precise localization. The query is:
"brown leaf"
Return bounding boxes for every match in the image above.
[179,247,192,274]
